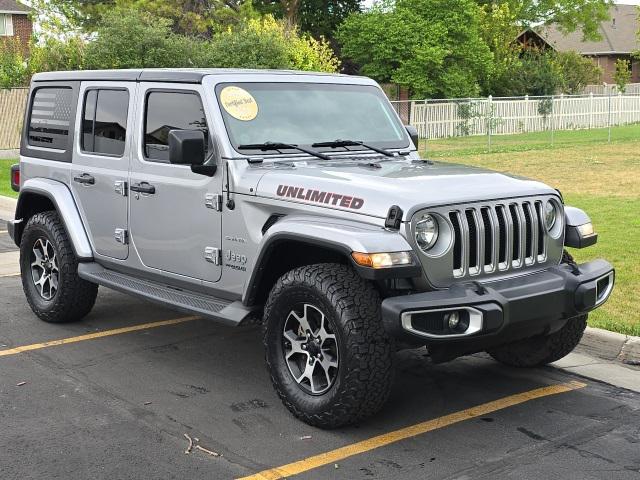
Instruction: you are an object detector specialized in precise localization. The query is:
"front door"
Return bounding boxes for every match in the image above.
[128,83,223,282]
[70,83,133,260]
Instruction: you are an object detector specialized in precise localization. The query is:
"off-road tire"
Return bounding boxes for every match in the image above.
[263,263,394,428]
[487,314,587,367]
[487,249,587,367]
[20,211,98,323]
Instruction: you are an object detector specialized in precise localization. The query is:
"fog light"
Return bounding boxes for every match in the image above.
[446,312,460,329]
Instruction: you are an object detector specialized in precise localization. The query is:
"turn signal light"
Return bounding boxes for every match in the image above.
[351,251,413,269]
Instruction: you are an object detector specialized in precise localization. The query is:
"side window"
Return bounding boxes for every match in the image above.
[28,87,73,150]
[81,89,129,156]
[144,91,208,163]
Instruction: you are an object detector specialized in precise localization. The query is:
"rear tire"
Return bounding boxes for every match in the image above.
[20,211,98,323]
[263,263,394,428]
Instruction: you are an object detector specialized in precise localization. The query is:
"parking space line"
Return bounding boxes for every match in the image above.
[0,316,201,357]
[237,381,587,480]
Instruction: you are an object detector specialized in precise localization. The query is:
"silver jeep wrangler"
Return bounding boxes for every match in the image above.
[8,69,614,428]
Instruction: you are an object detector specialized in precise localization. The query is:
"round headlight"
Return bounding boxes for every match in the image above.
[544,201,557,230]
[416,214,439,251]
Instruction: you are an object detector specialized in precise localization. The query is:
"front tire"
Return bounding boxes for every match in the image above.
[20,211,98,323]
[488,314,587,367]
[263,263,394,428]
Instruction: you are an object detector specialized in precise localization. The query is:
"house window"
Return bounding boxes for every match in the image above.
[0,14,13,36]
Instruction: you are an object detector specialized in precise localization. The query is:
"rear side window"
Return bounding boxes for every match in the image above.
[28,87,73,150]
[144,91,208,162]
[82,89,129,156]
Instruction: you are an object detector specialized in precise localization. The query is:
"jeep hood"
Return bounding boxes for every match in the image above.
[254,159,558,220]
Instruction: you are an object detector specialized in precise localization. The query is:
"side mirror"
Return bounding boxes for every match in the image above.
[168,129,205,166]
[405,125,419,150]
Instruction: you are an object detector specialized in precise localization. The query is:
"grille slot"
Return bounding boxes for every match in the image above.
[447,199,551,279]
[465,209,479,274]
[449,212,463,275]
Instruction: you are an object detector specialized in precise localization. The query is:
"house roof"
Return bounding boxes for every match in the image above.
[538,4,639,55]
[0,0,30,14]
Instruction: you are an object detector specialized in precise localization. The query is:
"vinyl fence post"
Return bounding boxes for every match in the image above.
[487,95,492,151]
[608,91,612,143]
[589,92,593,129]
[551,95,555,147]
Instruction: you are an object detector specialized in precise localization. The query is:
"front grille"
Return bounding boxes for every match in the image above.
[449,200,547,279]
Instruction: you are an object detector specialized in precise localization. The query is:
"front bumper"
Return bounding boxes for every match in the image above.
[381,259,614,361]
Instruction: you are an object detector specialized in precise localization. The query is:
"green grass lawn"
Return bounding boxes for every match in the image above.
[0,158,18,199]
[421,125,640,336]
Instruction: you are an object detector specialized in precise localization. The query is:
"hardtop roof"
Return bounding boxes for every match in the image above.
[32,68,353,84]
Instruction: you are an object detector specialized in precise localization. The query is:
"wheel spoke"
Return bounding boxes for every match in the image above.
[290,309,312,335]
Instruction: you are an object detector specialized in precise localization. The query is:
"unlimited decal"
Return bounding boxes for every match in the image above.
[277,185,364,210]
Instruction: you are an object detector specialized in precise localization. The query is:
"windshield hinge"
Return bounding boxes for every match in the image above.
[205,193,223,212]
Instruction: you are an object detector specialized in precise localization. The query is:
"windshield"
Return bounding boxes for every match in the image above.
[215,82,409,155]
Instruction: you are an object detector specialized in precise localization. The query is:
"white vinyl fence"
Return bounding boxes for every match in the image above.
[392,93,640,139]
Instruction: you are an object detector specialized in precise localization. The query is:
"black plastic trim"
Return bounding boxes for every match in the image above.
[244,232,422,306]
[565,226,598,248]
[381,259,614,355]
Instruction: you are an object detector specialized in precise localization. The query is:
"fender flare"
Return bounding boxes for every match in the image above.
[564,206,597,248]
[242,215,420,305]
[14,178,93,260]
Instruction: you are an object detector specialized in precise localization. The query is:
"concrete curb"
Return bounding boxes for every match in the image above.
[0,195,17,222]
[578,326,640,366]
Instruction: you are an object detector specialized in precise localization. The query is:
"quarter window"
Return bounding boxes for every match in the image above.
[82,89,129,156]
[144,91,208,162]
[28,87,73,150]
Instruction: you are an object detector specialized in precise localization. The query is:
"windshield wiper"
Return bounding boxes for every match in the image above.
[237,141,330,161]
[311,139,395,157]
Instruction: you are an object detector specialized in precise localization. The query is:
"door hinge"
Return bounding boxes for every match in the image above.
[205,193,223,212]
[114,180,128,197]
[204,247,222,265]
[114,228,128,245]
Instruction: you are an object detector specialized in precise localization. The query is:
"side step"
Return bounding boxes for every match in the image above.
[78,263,256,326]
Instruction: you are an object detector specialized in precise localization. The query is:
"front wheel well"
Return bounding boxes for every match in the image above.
[246,240,349,307]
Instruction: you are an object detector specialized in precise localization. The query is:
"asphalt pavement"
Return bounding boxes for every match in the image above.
[0,227,639,480]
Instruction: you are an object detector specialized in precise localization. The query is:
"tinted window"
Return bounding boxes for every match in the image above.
[82,89,129,156]
[28,87,73,150]
[144,91,208,162]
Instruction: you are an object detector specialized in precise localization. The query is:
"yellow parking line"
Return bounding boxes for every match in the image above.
[0,316,201,357]
[238,381,587,480]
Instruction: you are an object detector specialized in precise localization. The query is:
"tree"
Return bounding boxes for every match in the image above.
[556,51,601,94]
[477,2,523,96]
[476,0,610,41]
[83,8,204,69]
[254,0,360,41]
[614,59,632,94]
[203,15,340,71]
[338,0,492,98]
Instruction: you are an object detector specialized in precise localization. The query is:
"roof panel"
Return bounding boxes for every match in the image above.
[31,68,351,84]
[0,0,30,13]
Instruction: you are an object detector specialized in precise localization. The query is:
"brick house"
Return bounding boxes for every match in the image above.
[517,5,639,84]
[0,0,32,51]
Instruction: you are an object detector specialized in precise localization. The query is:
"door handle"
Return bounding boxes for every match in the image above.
[73,173,95,185]
[130,182,156,195]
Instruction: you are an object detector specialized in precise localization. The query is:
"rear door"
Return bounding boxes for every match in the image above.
[128,83,223,282]
[70,82,133,260]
